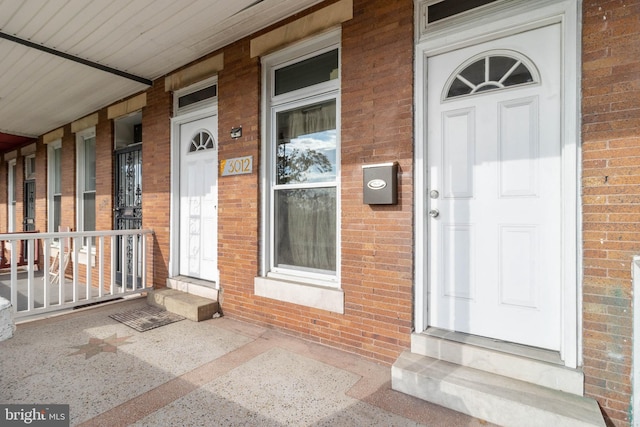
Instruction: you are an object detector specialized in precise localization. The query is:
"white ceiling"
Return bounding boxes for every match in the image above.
[0,0,323,139]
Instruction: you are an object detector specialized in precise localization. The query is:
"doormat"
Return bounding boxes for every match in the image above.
[109,306,185,332]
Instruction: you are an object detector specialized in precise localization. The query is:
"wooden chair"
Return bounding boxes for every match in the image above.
[49,226,71,286]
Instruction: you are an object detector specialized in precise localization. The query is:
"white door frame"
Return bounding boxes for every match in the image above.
[413,0,581,368]
[169,104,219,283]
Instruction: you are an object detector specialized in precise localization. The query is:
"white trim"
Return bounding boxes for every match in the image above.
[75,127,96,234]
[255,276,344,314]
[169,105,219,280]
[7,159,16,233]
[47,139,62,236]
[414,0,580,368]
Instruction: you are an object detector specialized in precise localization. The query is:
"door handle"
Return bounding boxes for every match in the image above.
[428,209,439,218]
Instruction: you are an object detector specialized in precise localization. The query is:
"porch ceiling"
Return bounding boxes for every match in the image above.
[0,0,323,151]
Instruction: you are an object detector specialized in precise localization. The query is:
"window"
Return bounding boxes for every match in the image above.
[7,159,16,232]
[256,30,343,313]
[76,128,96,243]
[48,140,62,237]
[24,155,36,180]
[263,30,341,283]
[427,0,499,24]
[174,76,218,116]
[444,52,538,100]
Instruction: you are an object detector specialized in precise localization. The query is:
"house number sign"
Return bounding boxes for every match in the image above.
[220,155,253,176]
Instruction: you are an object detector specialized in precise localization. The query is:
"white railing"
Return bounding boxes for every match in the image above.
[0,229,154,319]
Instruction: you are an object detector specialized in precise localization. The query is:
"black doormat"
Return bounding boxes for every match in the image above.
[109,305,185,332]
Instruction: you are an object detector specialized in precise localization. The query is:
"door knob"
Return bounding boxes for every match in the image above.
[428,209,439,218]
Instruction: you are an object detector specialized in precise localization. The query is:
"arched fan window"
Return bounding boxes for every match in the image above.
[444,51,539,100]
[189,129,216,152]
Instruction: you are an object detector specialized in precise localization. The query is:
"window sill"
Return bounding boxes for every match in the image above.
[254,276,344,314]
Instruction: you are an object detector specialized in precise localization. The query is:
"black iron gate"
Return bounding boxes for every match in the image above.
[114,145,142,288]
[23,179,36,231]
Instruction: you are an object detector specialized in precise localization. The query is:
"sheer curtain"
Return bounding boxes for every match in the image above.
[276,101,337,272]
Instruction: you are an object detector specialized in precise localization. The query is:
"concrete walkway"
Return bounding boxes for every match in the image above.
[0,297,494,426]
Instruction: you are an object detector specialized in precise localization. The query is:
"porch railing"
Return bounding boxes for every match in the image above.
[0,229,154,320]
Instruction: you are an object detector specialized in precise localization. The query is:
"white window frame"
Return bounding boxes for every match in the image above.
[76,127,96,249]
[24,154,36,180]
[256,29,344,313]
[47,139,62,240]
[7,159,16,232]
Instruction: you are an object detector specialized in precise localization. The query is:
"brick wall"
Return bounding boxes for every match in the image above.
[60,126,76,231]
[582,1,640,425]
[142,82,172,287]
[215,0,415,364]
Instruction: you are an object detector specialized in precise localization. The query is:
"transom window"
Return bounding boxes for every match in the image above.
[189,130,216,152]
[445,52,538,100]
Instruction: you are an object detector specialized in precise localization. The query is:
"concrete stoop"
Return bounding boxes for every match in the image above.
[392,332,606,427]
[147,276,219,322]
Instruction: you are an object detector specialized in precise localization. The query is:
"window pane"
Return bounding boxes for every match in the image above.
[275,49,338,95]
[83,192,95,232]
[460,58,485,87]
[427,0,499,23]
[84,137,96,191]
[178,85,217,108]
[503,63,534,86]
[54,147,62,194]
[275,188,336,272]
[53,195,61,234]
[276,100,337,184]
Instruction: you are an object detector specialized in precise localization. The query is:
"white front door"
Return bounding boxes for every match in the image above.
[179,115,218,283]
[427,24,562,350]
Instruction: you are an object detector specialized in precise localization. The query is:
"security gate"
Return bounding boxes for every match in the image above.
[23,180,35,231]
[114,145,142,288]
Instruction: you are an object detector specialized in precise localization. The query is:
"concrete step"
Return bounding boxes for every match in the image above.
[392,351,605,427]
[147,288,218,322]
[166,275,218,300]
[411,331,584,395]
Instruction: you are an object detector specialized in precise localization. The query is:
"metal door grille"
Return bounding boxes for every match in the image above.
[114,145,142,287]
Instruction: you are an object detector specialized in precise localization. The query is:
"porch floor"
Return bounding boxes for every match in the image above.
[0,297,495,426]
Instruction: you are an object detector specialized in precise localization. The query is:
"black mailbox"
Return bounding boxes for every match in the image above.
[362,162,398,205]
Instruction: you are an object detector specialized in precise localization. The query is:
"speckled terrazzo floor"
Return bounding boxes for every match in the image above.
[0,297,494,426]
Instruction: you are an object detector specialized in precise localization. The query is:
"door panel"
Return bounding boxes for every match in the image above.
[179,115,218,283]
[427,24,562,350]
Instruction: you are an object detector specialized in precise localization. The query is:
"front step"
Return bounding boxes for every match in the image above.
[392,351,605,427]
[411,331,584,395]
[147,288,218,322]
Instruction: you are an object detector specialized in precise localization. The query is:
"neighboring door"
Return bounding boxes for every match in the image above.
[114,145,142,287]
[179,115,218,283]
[427,24,562,350]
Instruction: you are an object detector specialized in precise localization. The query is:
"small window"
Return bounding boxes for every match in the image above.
[274,49,339,96]
[25,155,36,180]
[189,130,216,152]
[444,52,538,100]
[174,77,218,116]
[427,0,499,24]
[178,85,217,109]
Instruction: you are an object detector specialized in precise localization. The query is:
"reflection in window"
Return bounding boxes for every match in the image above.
[276,100,336,185]
[446,54,536,99]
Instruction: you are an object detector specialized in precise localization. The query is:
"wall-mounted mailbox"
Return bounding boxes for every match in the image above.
[362,162,398,205]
